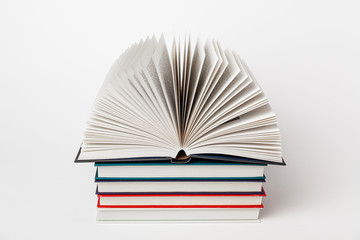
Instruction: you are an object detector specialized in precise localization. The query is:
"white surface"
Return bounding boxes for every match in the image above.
[0,0,359,239]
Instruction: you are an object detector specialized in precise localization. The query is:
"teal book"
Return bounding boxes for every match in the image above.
[95,159,267,180]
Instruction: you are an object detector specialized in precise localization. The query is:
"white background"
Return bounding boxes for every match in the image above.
[1,0,359,239]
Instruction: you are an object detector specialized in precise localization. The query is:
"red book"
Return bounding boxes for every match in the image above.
[97,188,265,208]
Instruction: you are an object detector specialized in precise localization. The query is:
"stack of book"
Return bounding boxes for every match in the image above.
[75,35,285,222]
[95,159,267,222]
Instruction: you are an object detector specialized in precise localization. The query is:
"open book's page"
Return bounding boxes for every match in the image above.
[184,41,228,140]
[185,39,218,138]
[186,106,281,162]
[150,35,179,142]
[171,39,181,138]
[184,39,206,132]
[78,36,282,163]
[180,43,281,162]
[80,38,179,160]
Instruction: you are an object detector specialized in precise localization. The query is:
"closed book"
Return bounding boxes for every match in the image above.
[98,189,266,206]
[95,159,266,179]
[96,177,265,194]
[97,205,264,222]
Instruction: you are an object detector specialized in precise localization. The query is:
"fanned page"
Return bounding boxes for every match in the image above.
[78,35,282,163]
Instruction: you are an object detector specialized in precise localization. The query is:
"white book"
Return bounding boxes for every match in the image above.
[96,162,265,178]
[75,35,282,164]
[96,181,263,193]
[97,207,262,221]
[98,194,264,206]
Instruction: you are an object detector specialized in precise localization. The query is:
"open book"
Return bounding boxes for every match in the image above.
[75,35,283,164]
